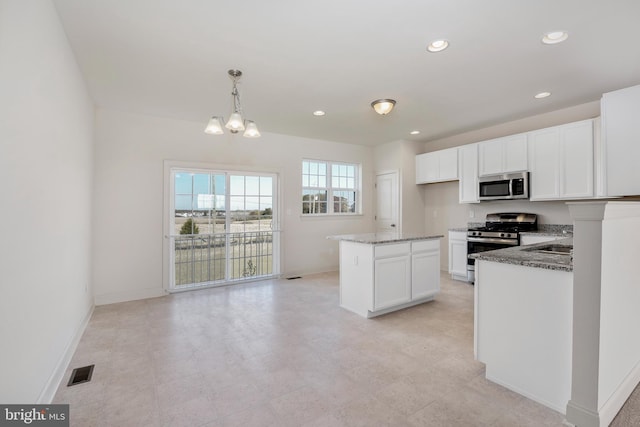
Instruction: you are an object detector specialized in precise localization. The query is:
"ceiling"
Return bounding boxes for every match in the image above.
[53,0,640,147]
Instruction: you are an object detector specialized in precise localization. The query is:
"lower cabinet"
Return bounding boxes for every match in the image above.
[412,245,440,299]
[374,254,411,311]
[339,239,441,318]
[448,231,469,282]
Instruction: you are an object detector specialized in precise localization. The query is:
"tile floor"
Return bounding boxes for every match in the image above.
[54,272,569,426]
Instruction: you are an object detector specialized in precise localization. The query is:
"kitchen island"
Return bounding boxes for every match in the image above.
[328,233,443,318]
[471,239,573,413]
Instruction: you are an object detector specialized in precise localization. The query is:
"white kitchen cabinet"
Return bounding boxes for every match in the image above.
[528,120,594,201]
[601,84,640,196]
[458,143,479,203]
[374,244,411,311]
[337,237,442,318]
[478,134,528,176]
[411,240,441,299]
[416,147,458,184]
[448,230,469,282]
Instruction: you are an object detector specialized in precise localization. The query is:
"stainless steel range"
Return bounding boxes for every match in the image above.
[467,212,537,282]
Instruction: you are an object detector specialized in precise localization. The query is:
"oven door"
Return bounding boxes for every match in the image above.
[467,239,518,282]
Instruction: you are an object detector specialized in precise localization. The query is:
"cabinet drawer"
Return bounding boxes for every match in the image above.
[375,242,410,258]
[412,239,439,253]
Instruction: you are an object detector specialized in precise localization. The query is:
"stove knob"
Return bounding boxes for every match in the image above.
[500,233,505,237]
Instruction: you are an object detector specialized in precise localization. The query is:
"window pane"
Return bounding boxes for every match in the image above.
[347,166,354,178]
[260,177,273,196]
[302,161,309,174]
[319,176,326,187]
[310,162,318,175]
[175,195,192,212]
[175,173,193,194]
[302,175,309,187]
[193,174,211,195]
[245,196,260,213]
[230,195,244,211]
[319,163,326,174]
[340,177,347,188]
[245,176,260,195]
[332,177,339,188]
[230,175,245,195]
[347,178,354,188]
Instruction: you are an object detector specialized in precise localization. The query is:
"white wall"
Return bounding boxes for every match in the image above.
[93,109,374,304]
[0,0,94,403]
[419,102,600,269]
[373,139,425,234]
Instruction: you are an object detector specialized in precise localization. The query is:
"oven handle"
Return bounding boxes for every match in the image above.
[467,237,519,245]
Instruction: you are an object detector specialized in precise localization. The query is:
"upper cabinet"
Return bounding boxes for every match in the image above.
[601,84,640,197]
[416,147,458,184]
[528,120,594,201]
[458,143,479,203]
[478,134,528,176]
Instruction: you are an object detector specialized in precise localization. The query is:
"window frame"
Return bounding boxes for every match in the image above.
[301,159,361,216]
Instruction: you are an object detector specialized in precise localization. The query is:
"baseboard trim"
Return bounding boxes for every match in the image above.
[94,287,166,306]
[565,400,600,427]
[37,304,94,404]
[599,359,640,427]
[485,372,567,414]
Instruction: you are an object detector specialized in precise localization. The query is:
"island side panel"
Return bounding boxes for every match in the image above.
[339,240,374,317]
[476,260,573,413]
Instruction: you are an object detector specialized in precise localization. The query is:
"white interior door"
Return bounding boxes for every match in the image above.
[376,171,399,232]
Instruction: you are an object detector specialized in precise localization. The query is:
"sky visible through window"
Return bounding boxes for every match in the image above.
[175,172,272,213]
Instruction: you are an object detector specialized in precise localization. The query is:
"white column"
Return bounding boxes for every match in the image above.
[565,202,606,427]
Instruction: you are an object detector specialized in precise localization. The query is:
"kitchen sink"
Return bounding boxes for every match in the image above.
[525,244,573,256]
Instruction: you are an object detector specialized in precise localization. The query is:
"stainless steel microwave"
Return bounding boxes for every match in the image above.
[478,172,529,201]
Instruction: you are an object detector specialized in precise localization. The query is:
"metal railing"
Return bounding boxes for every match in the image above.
[171,231,277,289]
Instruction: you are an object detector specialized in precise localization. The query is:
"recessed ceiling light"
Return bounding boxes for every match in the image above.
[313,110,325,116]
[534,91,552,99]
[427,39,449,52]
[542,31,568,45]
[410,130,421,135]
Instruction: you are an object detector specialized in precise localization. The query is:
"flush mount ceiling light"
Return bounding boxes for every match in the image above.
[371,99,396,115]
[534,91,552,99]
[427,39,449,52]
[542,31,568,45]
[205,69,260,138]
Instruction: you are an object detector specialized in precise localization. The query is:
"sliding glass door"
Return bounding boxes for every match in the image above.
[169,168,278,290]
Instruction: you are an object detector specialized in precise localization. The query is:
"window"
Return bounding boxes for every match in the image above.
[169,168,279,290]
[302,160,360,215]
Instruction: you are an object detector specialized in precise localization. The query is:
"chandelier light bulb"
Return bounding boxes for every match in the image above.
[225,112,245,132]
[204,116,224,134]
[243,121,261,138]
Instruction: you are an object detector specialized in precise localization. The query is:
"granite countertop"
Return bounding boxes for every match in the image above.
[449,227,468,232]
[327,232,444,244]
[470,237,573,272]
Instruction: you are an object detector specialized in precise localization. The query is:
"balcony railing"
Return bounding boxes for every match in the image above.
[171,231,277,289]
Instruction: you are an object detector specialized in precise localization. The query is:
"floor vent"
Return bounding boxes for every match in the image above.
[67,364,94,386]
[287,276,302,280]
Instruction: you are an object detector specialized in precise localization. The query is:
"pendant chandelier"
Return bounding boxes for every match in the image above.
[204,69,261,138]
